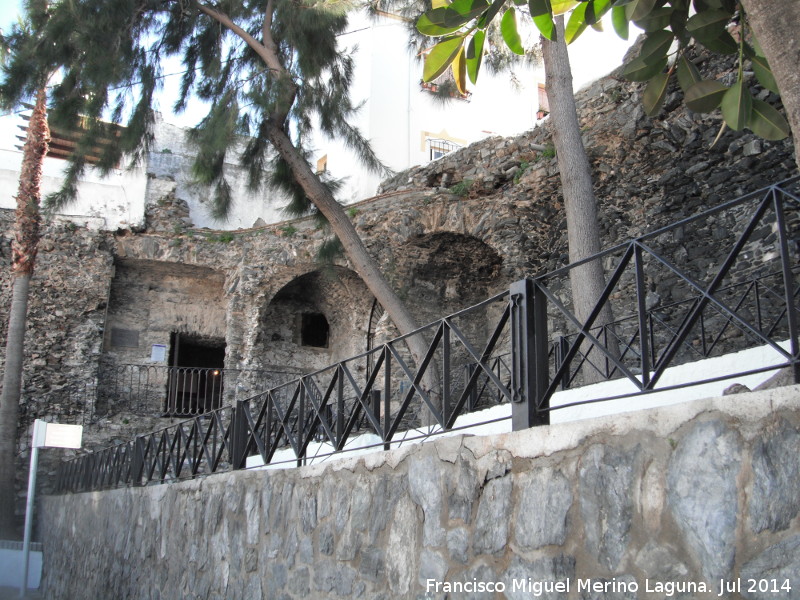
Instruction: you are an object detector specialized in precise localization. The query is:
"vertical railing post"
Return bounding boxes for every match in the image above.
[774,188,800,383]
[131,436,146,487]
[231,400,249,470]
[510,278,549,430]
[634,243,652,390]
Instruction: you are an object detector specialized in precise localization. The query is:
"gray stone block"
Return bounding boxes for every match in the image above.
[667,419,742,582]
[473,475,512,555]
[515,467,572,550]
[579,444,639,570]
[749,418,800,533]
[740,536,800,600]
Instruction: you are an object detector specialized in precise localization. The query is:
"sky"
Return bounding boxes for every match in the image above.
[0,2,635,154]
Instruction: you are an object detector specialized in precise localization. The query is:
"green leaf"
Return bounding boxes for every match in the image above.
[417,14,464,37]
[585,0,613,25]
[697,30,737,54]
[625,0,657,22]
[676,55,702,93]
[748,99,790,141]
[643,71,670,116]
[684,79,727,113]
[750,54,779,95]
[452,47,468,94]
[528,0,552,16]
[639,30,674,65]
[611,5,629,39]
[565,2,590,43]
[530,0,556,39]
[501,7,525,54]
[423,36,464,82]
[477,0,508,28]
[421,0,491,31]
[466,30,486,84]
[686,8,730,34]
[633,6,673,32]
[686,8,736,52]
[669,6,690,41]
[622,55,667,81]
[721,79,752,131]
[533,11,557,39]
[551,0,579,14]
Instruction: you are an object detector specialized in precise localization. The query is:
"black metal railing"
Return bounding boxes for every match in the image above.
[54,177,800,493]
[94,364,304,417]
[509,176,799,426]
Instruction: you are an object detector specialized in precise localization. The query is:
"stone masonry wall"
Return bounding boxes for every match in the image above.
[41,386,800,600]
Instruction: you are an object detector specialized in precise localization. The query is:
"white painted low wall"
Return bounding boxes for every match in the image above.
[0,540,42,589]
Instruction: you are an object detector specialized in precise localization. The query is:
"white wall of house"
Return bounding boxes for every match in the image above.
[312,10,543,204]
[0,147,147,231]
[147,115,288,230]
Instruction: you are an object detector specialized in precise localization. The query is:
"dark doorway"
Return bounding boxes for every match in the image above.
[301,312,330,348]
[165,333,226,415]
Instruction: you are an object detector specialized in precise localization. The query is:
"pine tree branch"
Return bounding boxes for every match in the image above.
[193,0,297,123]
[193,0,282,74]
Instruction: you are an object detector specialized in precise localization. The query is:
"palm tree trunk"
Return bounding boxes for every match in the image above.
[0,87,49,538]
[739,0,800,172]
[542,17,617,383]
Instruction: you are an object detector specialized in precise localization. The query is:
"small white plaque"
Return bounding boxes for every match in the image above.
[32,420,83,449]
[151,344,167,362]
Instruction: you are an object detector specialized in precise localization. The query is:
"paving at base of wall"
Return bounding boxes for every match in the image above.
[40,385,800,600]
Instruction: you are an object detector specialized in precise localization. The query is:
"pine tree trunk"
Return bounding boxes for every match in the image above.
[739,0,800,172]
[0,87,49,538]
[266,123,440,419]
[541,17,616,383]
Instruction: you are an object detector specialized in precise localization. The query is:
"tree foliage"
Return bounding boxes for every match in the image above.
[417,0,790,140]
[0,0,388,214]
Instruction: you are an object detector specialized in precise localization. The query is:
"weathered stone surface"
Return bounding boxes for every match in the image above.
[472,475,513,555]
[446,526,470,564]
[408,453,446,547]
[578,575,638,600]
[502,555,575,600]
[386,496,418,596]
[514,467,572,550]
[448,456,479,525]
[749,418,800,533]
[579,444,639,571]
[740,536,800,600]
[667,419,743,582]
[417,548,449,588]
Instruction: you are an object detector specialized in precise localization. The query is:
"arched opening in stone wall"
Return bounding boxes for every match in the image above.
[399,232,506,412]
[401,231,503,323]
[259,267,375,373]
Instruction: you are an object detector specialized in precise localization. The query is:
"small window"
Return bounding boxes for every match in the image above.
[428,138,460,161]
[301,313,329,348]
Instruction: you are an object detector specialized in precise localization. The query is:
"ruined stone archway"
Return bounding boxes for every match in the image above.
[399,231,503,325]
[258,266,376,373]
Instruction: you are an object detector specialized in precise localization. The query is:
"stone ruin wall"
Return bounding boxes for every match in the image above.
[40,388,800,599]
[1,42,797,517]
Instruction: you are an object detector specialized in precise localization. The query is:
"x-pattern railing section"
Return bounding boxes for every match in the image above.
[236,292,513,468]
[511,178,800,425]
